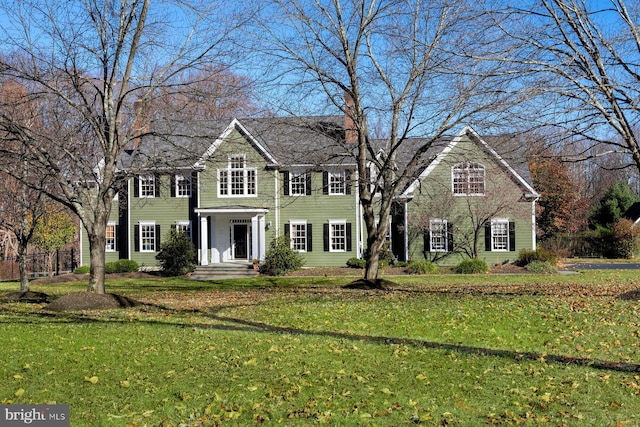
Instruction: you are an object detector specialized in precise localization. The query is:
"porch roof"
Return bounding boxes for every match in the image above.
[195,205,269,214]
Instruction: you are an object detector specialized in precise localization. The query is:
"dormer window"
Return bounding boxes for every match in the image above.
[452,162,485,196]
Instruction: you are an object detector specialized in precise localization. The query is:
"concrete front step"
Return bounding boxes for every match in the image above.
[190,263,260,280]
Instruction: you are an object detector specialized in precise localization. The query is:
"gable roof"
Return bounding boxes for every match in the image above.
[402,126,539,198]
[121,115,356,172]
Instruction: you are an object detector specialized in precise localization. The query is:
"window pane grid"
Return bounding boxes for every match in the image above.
[231,170,244,195]
[291,223,306,251]
[331,223,346,251]
[105,225,116,251]
[329,171,345,195]
[247,170,256,195]
[140,175,155,197]
[492,221,508,251]
[430,220,447,252]
[453,163,485,195]
[176,175,191,197]
[219,155,257,197]
[290,173,306,195]
[141,224,155,252]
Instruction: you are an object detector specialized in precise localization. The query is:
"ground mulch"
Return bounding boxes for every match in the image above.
[44,292,142,311]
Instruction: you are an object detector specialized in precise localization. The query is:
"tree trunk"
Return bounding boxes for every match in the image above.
[87,230,106,294]
[364,232,385,281]
[17,241,29,292]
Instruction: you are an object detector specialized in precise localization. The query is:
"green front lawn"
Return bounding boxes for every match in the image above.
[1,271,640,426]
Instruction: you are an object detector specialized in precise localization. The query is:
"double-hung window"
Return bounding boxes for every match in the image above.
[218,154,257,196]
[105,223,116,252]
[290,221,307,252]
[330,221,346,252]
[139,175,156,198]
[290,172,307,196]
[175,174,191,198]
[328,171,346,195]
[491,219,509,251]
[452,162,485,196]
[175,221,191,237]
[429,219,448,252]
[140,222,156,252]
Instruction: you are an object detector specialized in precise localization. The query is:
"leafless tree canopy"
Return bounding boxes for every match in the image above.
[0,0,246,292]
[248,0,522,281]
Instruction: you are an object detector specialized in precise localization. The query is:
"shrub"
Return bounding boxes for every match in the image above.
[525,261,557,274]
[261,235,304,276]
[155,229,196,276]
[405,260,437,275]
[611,219,639,259]
[73,266,90,274]
[454,258,488,274]
[394,261,410,268]
[346,257,366,268]
[516,248,557,267]
[105,259,140,274]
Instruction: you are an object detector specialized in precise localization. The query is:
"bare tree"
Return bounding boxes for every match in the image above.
[493,0,640,175]
[0,0,245,293]
[253,0,519,283]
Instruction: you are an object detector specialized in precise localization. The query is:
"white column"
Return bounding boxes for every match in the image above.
[259,215,266,261]
[251,215,259,261]
[200,215,209,265]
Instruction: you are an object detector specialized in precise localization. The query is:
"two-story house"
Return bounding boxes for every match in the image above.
[79,116,538,269]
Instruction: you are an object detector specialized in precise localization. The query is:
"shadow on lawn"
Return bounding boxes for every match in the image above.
[4,300,640,374]
[203,309,640,374]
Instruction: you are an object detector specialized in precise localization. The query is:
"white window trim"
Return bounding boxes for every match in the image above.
[429,219,448,252]
[329,220,347,252]
[175,174,191,198]
[139,174,156,198]
[105,222,117,252]
[289,171,307,196]
[452,162,485,196]
[217,154,258,197]
[289,220,307,252]
[491,218,509,252]
[139,221,156,253]
[328,170,346,195]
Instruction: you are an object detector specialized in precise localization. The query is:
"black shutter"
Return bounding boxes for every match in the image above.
[323,223,329,251]
[447,223,454,252]
[345,170,352,195]
[191,171,198,198]
[322,171,329,195]
[305,173,312,195]
[485,223,492,252]
[154,175,160,197]
[155,225,161,251]
[133,176,139,198]
[423,229,430,252]
[346,223,352,251]
[283,171,290,196]
[509,222,516,252]
[134,225,140,252]
[115,225,120,251]
[307,224,313,252]
[170,175,176,197]
[284,223,290,237]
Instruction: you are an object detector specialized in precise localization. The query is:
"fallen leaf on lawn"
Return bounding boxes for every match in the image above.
[14,388,24,397]
[84,376,99,384]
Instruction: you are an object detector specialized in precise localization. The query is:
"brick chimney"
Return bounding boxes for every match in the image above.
[128,99,147,151]
[344,90,358,144]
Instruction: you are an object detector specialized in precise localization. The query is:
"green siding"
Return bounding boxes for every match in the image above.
[406,136,535,266]
[279,169,359,266]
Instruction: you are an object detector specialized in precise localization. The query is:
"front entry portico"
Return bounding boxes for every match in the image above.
[195,207,269,265]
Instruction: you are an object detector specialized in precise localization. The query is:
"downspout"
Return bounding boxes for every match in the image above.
[531,197,538,250]
[404,199,409,262]
[274,169,279,236]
